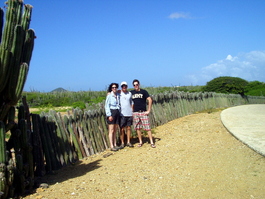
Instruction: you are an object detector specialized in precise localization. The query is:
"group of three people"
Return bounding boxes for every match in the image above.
[105,79,156,151]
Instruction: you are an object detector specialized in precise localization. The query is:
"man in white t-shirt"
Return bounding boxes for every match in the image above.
[119,81,134,148]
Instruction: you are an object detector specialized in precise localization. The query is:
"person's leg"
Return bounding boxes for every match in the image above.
[108,124,115,148]
[147,130,155,147]
[137,113,144,146]
[136,113,144,146]
[133,113,143,146]
[142,114,156,147]
[126,126,131,144]
[113,124,118,147]
[119,116,125,146]
[120,127,125,146]
[137,129,143,146]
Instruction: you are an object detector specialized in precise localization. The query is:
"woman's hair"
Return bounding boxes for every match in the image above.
[107,83,119,92]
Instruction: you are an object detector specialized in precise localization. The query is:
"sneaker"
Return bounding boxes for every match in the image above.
[119,144,125,149]
[111,147,118,151]
[126,143,134,148]
[114,146,121,150]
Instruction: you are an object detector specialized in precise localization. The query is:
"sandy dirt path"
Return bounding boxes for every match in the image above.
[23,111,265,199]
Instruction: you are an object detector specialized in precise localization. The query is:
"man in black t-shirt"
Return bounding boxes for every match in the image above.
[130,79,156,148]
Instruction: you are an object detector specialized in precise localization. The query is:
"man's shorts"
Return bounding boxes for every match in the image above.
[133,112,151,131]
[106,109,120,125]
[120,116,133,128]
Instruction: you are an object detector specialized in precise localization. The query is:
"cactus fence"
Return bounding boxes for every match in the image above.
[0,92,265,198]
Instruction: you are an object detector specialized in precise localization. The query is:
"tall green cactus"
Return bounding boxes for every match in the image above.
[0,1,35,197]
[0,0,35,121]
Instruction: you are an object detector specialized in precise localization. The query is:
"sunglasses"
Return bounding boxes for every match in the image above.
[133,84,139,86]
[112,86,117,88]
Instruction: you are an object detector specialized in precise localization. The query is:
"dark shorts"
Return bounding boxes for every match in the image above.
[106,109,120,125]
[120,116,133,128]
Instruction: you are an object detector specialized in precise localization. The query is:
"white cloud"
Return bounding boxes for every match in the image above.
[226,54,237,61]
[168,12,191,19]
[187,51,265,85]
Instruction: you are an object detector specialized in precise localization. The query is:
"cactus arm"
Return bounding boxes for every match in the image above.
[5,25,25,98]
[21,29,35,65]
[21,4,32,31]
[7,63,28,106]
[15,0,23,25]
[0,47,12,93]
[2,0,17,49]
[11,25,25,60]
[0,8,4,43]
[5,106,16,132]
[15,63,29,102]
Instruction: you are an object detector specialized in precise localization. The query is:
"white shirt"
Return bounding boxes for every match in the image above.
[120,91,133,116]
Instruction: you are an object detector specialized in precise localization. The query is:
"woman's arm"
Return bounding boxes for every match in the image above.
[105,95,111,117]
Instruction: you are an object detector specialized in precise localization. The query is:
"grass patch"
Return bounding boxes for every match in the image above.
[30,106,72,114]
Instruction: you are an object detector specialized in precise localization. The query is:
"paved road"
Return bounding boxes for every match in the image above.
[221,104,265,156]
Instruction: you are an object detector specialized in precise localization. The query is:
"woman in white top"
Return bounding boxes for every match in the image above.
[105,83,121,151]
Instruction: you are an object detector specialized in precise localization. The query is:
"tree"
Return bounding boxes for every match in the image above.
[202,76,249,95]
[245,81,265,96]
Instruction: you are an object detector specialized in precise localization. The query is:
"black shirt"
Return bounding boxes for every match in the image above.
[130,89,150,112]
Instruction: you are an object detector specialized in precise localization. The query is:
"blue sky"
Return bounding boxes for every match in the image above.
[11,0,265,92]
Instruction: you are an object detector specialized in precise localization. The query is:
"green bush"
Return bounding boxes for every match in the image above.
[202,76,249,95]
[72,101,86,109]
[245,81,265,96]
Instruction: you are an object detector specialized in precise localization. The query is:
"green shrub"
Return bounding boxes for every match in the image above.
[245,81,265,96]
[202,76,249,95]
[72,101,86,109]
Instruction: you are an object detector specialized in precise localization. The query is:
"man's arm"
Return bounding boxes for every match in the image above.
[130,92,134,112]
[146,96,152,114]
[132,104,134,112]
